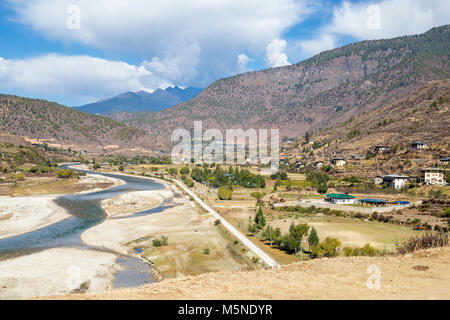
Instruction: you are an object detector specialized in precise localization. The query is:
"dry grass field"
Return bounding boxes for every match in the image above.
[51,246,450,300]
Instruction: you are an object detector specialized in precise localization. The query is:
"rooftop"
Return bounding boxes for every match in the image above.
[422,167,443,171]
[381,174,409,179]
[359,198,387,204]
[325,193,355,199]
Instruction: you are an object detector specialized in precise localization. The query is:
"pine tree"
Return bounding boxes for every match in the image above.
[254,205,266,229]
[308,227,319,250]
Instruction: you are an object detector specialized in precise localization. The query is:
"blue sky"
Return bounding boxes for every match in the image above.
[0,0,448,106]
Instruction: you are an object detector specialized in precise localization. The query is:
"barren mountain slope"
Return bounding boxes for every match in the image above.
[113,25,450,141]
[0,95,166,155]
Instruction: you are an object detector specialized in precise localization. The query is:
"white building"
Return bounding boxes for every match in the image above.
[331,157,346,167]
[411,141,427,149]
[381,175,409,190]
[325,193,356,204]
[422,168,446,185]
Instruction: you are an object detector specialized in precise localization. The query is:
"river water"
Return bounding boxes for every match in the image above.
[0,165,167,289]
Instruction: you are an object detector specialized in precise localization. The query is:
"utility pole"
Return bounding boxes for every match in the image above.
[269,225,272,247]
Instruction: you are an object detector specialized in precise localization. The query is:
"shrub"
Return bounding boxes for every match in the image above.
[118,165,124,172]
[152,235,168,247]
[180,166,190,175]
[396,233,448,255]
[29,166,39,173]
[56,169,74,179]
[203,248,210,255]
[218,186,232,200]
[214,219,221,225]
[184,179,194,188]
[312,237,341,258]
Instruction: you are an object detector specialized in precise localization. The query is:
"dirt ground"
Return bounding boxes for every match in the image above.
[51,246,450,300]
[0,248,120,299]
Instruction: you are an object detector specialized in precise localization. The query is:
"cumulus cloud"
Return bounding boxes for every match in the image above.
[0,54,173,104]
[298,33,336,58]
[265,38,290,68]
[327,0,450,40]
[7,0,311,87]
[237,53,253,71]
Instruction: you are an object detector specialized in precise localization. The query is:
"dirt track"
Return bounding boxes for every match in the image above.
[52,246,450,300]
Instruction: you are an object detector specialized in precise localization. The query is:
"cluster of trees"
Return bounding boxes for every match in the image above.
[190,166,266,188]
[306,170,329,194]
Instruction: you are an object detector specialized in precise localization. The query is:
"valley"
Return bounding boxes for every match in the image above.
[0,24,449,301]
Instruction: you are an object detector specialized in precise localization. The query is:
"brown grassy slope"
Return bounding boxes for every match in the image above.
[112,25,450,141]
[53,247,450,300]
[0,95,166,155]
[314,79,450,158]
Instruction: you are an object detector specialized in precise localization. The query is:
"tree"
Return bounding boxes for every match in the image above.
[289,223,309,251]
[93,163,101,170]
[308,227,319,250]
[254,205,266,229]
[180,166,190,175]
[218,186,232,200]
[312,237,341,258]
[261,225,281,245]
[304,131,311,143]
[317,182,328,194]
[118,165,124,172]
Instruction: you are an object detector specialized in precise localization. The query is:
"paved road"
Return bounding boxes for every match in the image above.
[170,178,280,268]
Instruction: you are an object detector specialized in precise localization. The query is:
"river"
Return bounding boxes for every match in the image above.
[0,165,167,289]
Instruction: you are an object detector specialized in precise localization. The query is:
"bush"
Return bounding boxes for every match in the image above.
[152,235,168,247]
[30,166,39,173]
[184,179,194,188]
[118,165,124,172]
[312,237,341,258]
[203,248,210,255]
[344,244,377,257]
[214,219,221,225]
[218,186,232,200]
[180,166,190,175]
[56,169,74,179]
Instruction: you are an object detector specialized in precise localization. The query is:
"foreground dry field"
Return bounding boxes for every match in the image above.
[52,246,450,300]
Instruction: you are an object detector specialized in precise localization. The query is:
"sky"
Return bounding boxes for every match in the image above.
[0,0,449,106]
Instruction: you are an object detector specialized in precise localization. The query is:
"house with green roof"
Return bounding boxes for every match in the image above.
[325,193,356,205]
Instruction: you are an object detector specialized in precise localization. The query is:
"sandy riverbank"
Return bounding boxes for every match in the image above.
[81,179,244,278]
[0,248,120,299]
[0,173,124,240]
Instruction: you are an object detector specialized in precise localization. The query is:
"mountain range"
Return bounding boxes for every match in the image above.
[76,86,203,114]
[108,25,450,141]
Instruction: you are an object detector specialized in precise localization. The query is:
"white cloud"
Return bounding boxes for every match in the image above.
[237,53,253,71]
[298,33,336,58]
[265,38,290,68]
[0,54,173,104]
[327,0,450,40]
[7,0,312,87]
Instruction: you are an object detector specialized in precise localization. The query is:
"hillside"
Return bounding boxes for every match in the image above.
[279,80,449,178]
[77,86,202,114]
[114,25,450,141]
[314,79,450,156]
[0,95,166,156]
[50,247,450,300]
